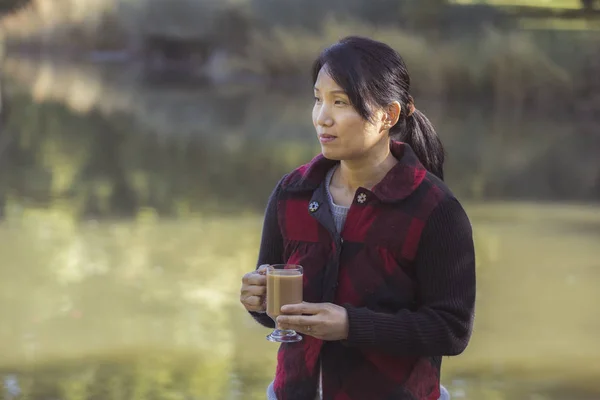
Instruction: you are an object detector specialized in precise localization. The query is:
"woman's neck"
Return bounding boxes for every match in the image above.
[334,142,398,194]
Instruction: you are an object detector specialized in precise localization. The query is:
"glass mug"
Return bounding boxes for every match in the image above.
[265,264,304,343]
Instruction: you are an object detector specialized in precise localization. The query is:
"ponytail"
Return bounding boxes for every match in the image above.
[392,108,445,181]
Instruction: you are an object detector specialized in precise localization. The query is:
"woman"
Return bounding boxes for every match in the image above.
[240,36,476,400]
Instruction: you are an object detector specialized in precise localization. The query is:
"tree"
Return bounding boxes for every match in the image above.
[0,0,31,16]
[0,0,32,139]
[581,0,596,12]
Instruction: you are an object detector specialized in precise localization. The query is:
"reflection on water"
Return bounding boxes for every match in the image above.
[0,56,599,400]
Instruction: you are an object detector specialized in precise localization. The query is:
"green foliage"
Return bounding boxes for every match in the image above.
[231,18,573,108]
[119,0,225,38]
[0,0,30,15]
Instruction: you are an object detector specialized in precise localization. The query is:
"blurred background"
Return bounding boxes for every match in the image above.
[0,0,599,399]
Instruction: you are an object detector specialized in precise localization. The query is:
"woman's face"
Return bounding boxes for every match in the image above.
[312,67,388,161]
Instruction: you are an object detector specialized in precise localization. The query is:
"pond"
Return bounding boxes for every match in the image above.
[0,56,599,400]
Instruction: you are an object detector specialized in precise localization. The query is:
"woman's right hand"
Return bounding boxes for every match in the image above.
[240,264,269,312]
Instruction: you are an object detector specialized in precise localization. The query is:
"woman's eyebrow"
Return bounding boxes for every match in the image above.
[313,87,347,95]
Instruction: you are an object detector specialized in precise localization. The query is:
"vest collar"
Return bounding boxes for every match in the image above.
[281,141,427,203]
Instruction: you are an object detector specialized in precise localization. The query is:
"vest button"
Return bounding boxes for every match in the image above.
[356,192,367,204]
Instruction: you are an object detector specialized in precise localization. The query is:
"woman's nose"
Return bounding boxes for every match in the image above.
[316,106,333,127]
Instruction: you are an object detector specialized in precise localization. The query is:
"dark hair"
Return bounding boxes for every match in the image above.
[311,36,445,180]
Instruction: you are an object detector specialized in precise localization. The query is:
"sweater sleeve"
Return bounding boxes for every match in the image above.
[248,176,287,328]
[343,196,476,356]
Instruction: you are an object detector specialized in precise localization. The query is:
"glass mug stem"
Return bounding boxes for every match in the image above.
[265,264,304,343]
[266,328,302,343]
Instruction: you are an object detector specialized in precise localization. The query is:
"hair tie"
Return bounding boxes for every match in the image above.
[407,95,415,118]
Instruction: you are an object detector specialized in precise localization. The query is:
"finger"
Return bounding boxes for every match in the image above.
[245,305,263,312]
[276,318,318,337]
[243,271,267,286]
[242,295,264,308]
[241,285,266,297]
[279,323,314,337]
[276,315,312,327]
[246,296,263,307]
[280,302,323,315]
[256,264,269,274]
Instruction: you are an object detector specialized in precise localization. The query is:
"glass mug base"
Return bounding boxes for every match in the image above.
[266,329,303,343]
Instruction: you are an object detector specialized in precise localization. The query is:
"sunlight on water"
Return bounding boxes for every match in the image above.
[0,203,599,399]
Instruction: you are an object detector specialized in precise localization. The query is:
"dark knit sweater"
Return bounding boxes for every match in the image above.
[250,141,476,400]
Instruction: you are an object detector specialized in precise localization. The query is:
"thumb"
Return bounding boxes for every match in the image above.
[256,264,269,275]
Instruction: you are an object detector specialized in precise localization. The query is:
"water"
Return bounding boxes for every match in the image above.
[0,56,599,400]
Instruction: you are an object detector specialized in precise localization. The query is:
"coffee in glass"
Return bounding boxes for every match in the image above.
[266,264,303,343]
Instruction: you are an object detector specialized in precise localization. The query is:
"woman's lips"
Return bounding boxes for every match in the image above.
[319,134,336,144]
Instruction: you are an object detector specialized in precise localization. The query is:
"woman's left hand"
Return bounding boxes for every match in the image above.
[277,302,349,341]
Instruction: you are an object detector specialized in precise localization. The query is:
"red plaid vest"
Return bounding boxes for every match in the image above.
[265,141,475,400]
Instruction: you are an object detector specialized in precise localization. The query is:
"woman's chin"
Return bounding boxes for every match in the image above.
[320,147,343,161]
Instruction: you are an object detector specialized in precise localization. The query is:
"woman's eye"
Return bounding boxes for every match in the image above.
[314,97,322,103]
[335,100,347,105]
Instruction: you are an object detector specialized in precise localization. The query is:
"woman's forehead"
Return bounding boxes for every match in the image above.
[314,68,345,93]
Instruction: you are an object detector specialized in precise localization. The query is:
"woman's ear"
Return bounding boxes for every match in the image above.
[384,101,401,129]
